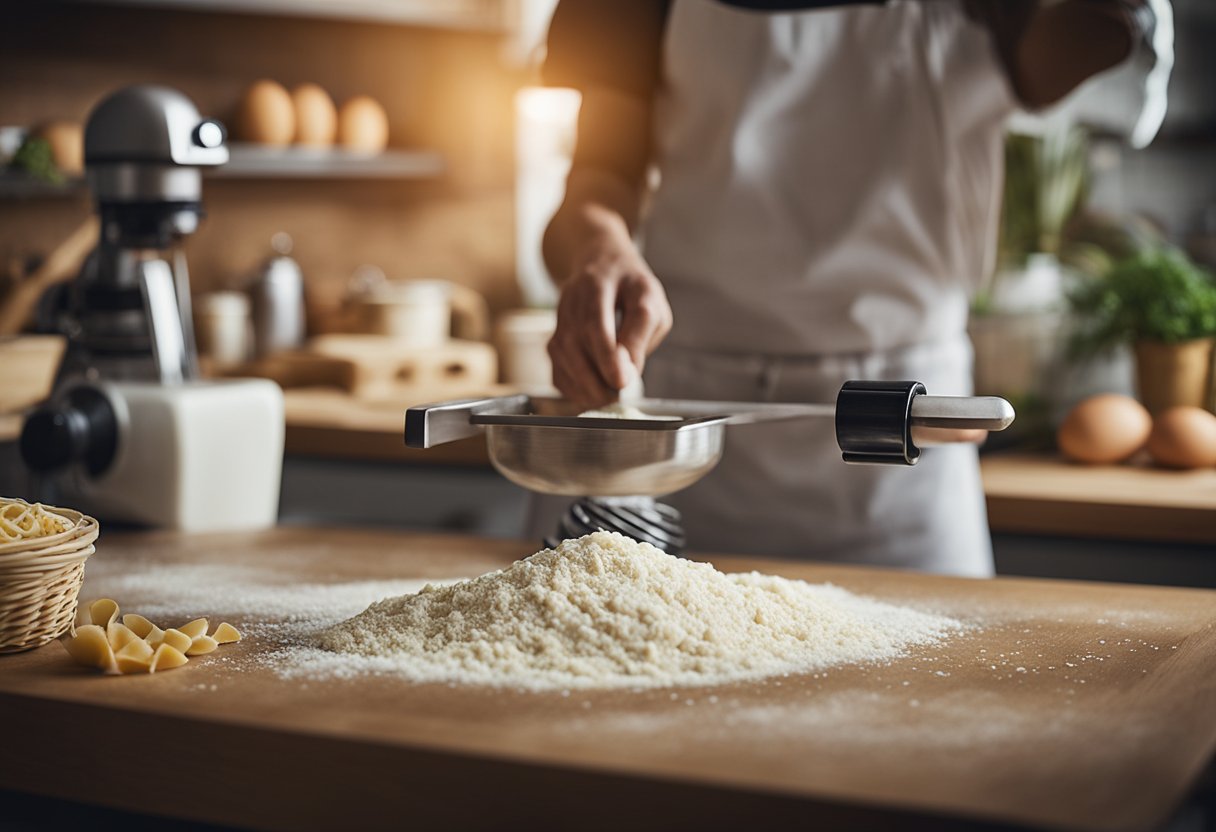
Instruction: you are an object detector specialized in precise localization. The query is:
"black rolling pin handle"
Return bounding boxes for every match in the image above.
[834,380,925,466]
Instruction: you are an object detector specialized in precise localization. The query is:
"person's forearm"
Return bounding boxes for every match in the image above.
[543,168,642,286]
[543,83,653,286]
[1011,1,1139,108]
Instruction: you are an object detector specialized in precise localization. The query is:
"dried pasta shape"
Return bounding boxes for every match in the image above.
[114,639,154,674]
[146,626,166,647]
[122,613,157,639]
[161,628,193,653]
[62,625,117,674]
[89,598,120,628]
[186,636,219,656]
[178,618,208,640]
[115,654,152,675]
[106,622,140,652]
[149,644,189,674]
[212,623,242,644]
[116,637,154,662]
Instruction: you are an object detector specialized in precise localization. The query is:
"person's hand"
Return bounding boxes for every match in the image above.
[548,236,672,408]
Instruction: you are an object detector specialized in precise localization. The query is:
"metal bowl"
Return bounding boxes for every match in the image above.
[478,417,726,497]
[406,395,730,498]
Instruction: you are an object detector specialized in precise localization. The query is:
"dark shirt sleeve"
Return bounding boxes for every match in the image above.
[542,0,672,96]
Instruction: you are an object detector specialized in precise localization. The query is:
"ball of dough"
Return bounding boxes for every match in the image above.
[236,79,296,146]
[292,83,337,147]
[1146,406,1216,469]
[337,95,389,153]
[31,120,84,176]
[1057,394,1151,464]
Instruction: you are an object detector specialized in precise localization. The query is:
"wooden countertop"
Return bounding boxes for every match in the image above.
[283,388,496,466]
[2,527,1215,831]
[980,453,1216,546]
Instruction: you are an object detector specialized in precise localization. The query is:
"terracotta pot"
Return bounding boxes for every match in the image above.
[1134,337,1215,414]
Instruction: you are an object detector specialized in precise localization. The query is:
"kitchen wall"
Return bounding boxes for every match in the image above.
[1088,141,1216,256]
[0,3,527,322]
[1083,0,1216,254]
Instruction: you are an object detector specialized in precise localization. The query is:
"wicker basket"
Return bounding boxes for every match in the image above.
[0,500,99,654]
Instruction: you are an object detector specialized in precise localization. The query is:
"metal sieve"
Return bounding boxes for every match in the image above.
[405,381,1015,498]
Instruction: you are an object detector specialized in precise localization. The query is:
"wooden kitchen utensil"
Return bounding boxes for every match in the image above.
[0,218,99,336]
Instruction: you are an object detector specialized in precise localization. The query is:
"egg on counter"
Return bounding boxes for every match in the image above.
[292,83,337,147]
[1146,406,1216,469]
[235,79,296,146]
[337,95,389,153]
[1057,394,1152,464]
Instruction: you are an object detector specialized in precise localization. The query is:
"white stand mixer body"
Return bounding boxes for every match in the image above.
[60,379,284,532]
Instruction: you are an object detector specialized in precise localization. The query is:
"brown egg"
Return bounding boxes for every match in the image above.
[337,95,389,153]
[235,80,295,146]
[291,83,336,147]
[31,120,84,176]
[1057,394,1152,464]
[1146,406,1216,469]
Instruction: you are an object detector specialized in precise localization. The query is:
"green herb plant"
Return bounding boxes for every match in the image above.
[996,127,1089,267]
[978,126,1089,314]
[9,137,63,184]
[1067,247,1216,357]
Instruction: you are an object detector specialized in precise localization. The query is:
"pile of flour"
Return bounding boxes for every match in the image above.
[318,531,963,690]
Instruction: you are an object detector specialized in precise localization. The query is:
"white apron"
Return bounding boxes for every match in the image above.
[535,0,1017,577]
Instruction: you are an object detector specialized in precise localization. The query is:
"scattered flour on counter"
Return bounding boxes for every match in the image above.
[579,403,680,420]
[84,561,449,641]
[310,531,965,690]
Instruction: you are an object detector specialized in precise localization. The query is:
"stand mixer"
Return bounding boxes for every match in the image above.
[406,383,1015,553]
[19,86,284,532]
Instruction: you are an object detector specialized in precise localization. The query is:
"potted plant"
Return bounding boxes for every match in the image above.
[1068,246,1216,413]
[970,127,1089,445]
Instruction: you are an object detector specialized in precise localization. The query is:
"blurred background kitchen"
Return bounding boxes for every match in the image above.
[1,0,1213,586]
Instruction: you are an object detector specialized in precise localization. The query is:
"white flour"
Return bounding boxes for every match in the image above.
[579,404,679,420]
[83,561,443,642]
[315,531,964,690]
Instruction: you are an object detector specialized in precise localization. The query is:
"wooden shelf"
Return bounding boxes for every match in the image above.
[215,144,445,180]
[0,172,83,198]
[0,146,444,198]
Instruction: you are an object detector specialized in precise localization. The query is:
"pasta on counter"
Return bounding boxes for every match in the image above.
[62,598,242,675]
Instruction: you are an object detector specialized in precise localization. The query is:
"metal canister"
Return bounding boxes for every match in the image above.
[250,232,305,357]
